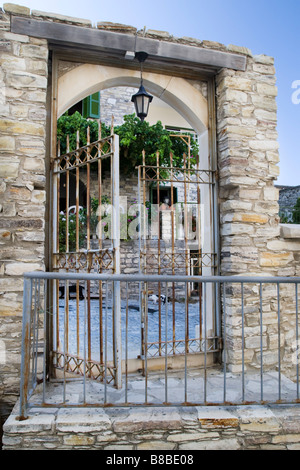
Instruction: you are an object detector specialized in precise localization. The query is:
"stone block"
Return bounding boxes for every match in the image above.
[104,444,134,450]
[221,223,255,236]
[197,407,239,428]
[56,408,111,433]
[249,139,279,151]
[3,3,30,15]
[7,70,47,89]
[19,44,48,61]
[256,82,278,96]
[268,163,280,177]
[0,119,45,137]
[23,90,47,103]
[2,31,29,43]
[251,94,277,111]
[9,105,28,118]
[253,54,274,65]
[63,435,95,446]
[23,157,44,171]
[260,252,294,267]
[254,109,277,122]
[146,29,172,39]
[280,223,300,239]
[227,44,252,56]
[179,438,239,450]
[0,137,16,152]
[223,76,253,91]
[15,230,45,242]
[3,413,55,433]
[137,441,176,450]
[221,200,253,212]
[113,407,183,433]
[32,10,92,27]
[0,161,19,177]
[266,150,279,163]
[253,63,276,75]
[0,277,23,292]
[31,189,46,203]
[263,186,279,201]
[5,262,43,276]
[267,239,300,252]
[225,89,248,104]
[239,213,268,224]
[1,202,16,216]
[226,125,256,137]
[97,21,136,34]
[0,229,11,241]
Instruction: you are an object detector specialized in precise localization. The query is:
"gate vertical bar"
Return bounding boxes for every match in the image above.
[98,121,104,366]
[156,151,162,356]
[112,133,122,389]
[207,77,221,344]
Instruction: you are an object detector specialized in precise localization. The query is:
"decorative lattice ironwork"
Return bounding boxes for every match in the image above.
[53,351,115,384]
[53,249,114,272]
[53,137,113,174]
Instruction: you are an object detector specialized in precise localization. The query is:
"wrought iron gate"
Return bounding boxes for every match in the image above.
[137,135,219,360]
[50,125,219,389]
[50,121,121,388]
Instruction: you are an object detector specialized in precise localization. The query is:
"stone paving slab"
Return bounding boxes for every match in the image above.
[22,368,299,408]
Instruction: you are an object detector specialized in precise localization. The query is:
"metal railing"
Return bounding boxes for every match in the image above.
[18,271,300,418]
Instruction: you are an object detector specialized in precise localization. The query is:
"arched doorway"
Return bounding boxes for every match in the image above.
[50,60,219,386]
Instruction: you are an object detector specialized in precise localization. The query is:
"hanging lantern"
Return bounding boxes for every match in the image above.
[131,52,153,121]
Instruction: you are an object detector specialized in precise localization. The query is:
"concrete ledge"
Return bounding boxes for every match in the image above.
[3,402,300,450]
[280,223,300,239]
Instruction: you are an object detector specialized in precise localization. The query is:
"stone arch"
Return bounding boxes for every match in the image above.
[57,64,208,135]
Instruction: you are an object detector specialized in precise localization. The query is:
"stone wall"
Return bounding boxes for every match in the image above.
[100,87,136,127]
[3,403,300,450]
[0,5,48,411]
[216,54,280,277]
[214,54,297,373]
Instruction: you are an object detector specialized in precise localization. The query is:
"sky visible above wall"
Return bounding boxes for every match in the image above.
[2,0,300,186]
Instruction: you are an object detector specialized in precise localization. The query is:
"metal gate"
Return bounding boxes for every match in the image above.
[50,121,122,388]
[50,125,219,389]
[137,135,219,360]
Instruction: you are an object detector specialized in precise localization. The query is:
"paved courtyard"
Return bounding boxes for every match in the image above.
[26,367,299,409]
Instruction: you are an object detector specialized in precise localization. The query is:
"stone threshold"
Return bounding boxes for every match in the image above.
[3,401,300,450]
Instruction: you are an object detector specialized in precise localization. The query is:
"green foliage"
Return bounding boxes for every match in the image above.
[59,209,87,252]
[57,112,199,175]
[57,111,109,154]
[279,212,289,224]
[292,198,300,224]
[115,114,199,174]
[57,111,200,250]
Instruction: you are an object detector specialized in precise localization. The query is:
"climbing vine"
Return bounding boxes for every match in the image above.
[57,112,199,175]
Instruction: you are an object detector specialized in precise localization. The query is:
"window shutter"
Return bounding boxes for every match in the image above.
[82,92,100,119]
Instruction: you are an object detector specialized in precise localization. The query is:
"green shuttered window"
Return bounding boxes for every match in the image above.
[82,92,100,119]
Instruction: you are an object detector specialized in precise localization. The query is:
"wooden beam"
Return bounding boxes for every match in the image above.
[11,16,247,72]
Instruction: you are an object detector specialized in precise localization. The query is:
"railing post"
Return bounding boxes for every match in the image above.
[112,133,122,389]
[18,277,32,420]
